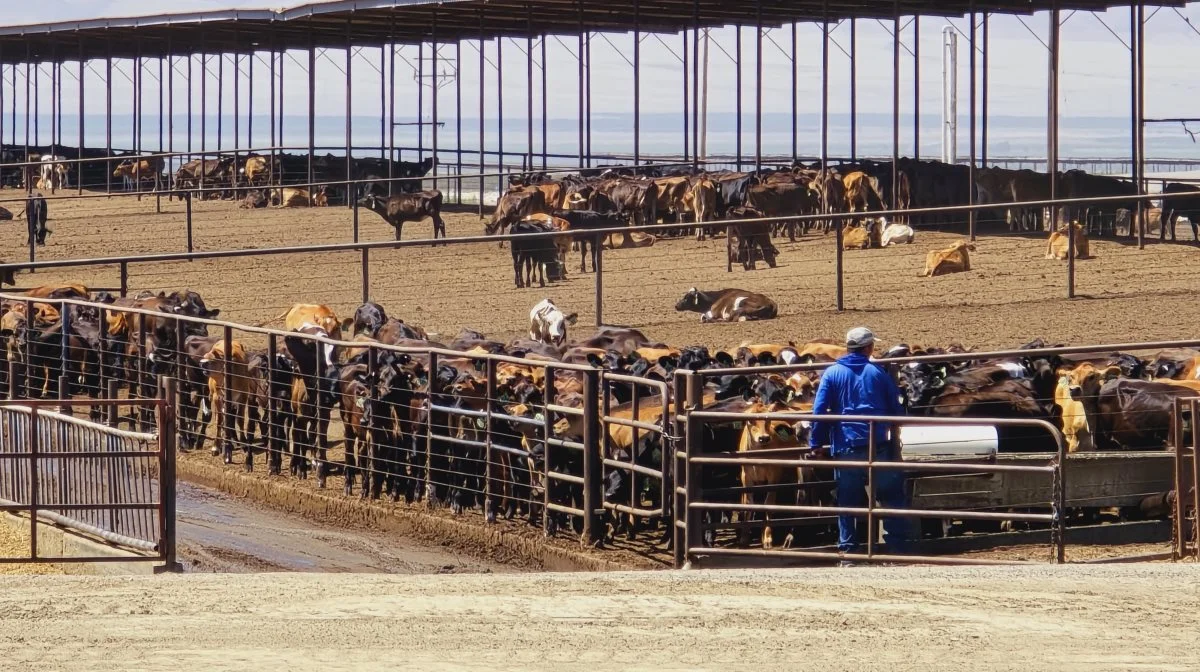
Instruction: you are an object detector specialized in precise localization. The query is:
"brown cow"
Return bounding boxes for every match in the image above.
[113,156,164,191]
[746,182,819,242]
[200,339,253,463]
[920,240,975,277]
[1045,223,1089,261]
[686,177,719,240]
[487,188,548,235]
[274,186,327,208]
[739,401,810,549]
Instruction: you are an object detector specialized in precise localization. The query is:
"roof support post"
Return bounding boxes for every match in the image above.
[791,21,798,162]
[458,40,465,199]
[270,39,276,182]
[1134,2,1145,249]
[540,32,547,170]
[585,26,591,166]
[216,45,223,155]
[527,4,535,171]
[891,0,899,213]
[577,0,584,168]
[850,17,857,161]
[969,3,977,240]
[824,1,840,312]
[78,38,86,195]
[379,39,386,163]
[346,16,353,201]
[683,25,689,164]
[913,16,920,160]
[735,23,742,171]
[248,42,254,153]
[754,0,762,173]
[167,37,174,191]
[634,0,641,167]
[106,40,112,194]
[691,0,699,171]
[418,37,425,165]
[308,24,315,192]
[480,6,487,213]
[432,9,439,192]
[1047,1,1068,297]
[982,13,989,170]
[496,30,504,192]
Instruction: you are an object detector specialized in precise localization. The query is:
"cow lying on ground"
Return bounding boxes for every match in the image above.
[275,187,328,208]
[1045,223,1089,260]
[675,288,778,323]
[358,190,446,241]
[529,299,578,346]
[920,241,975,277]
[239,190,269,209]
[880,219,915,246]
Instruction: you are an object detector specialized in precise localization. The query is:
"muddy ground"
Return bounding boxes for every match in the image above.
[0,565,1196,671]
[5,187,1200,350]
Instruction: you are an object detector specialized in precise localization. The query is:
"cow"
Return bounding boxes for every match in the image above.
[920,240,975,277]
[1045,223,1089,261]
[487,188,547,236]
[509,219,563,288]
[727,207,778,270]
[1056,362,1121,453]
[685,178,720,240]
[358,190,446,241]
[842,170,886,216]
[675,288,778,323]
[594,178,658,232]
[351,302,389,338]
[1094,379,1200,450]
[239,154,279,186]
[841,220,880,250]
[544,208,627,272]
[528,299,578,346]
[113,157,164,192]
[238,190,269,209]
[199,339,255,466]
[1159,182,1200,243]
[37,156,68,193]
[25,195,49,246]
[880,219,915,246]
[746,182,819,241]
[712,172,759,217]
[175,157,235,195]
[274,186,328,208]
[738,401,810,549]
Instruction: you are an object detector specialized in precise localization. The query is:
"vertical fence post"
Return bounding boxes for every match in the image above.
[58,305,71,414]
[425,351,439,503]
[361,247,370,304]
[683,373,705,568]
[1173,397,1185,559]
[185,192,194,254]
[155,377,182,573]
[119,262,129,297]
[484,358,496,523]
[1192,399,1200,560]
[866,422,876,558]
[352,197,360,243]
[581,367,601,547]
[266,333,280,475]
[542,367,555,536]
[28,405,38,561]
[593,235,604,327]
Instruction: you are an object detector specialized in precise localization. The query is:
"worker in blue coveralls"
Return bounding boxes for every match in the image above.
[809,326,912,559]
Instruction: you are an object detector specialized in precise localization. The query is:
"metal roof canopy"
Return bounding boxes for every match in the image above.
[0,0,1179,62]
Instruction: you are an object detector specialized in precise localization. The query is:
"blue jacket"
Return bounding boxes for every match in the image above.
[809,352,905,456]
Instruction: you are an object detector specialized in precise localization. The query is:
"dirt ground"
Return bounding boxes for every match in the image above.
[0,522,61,576]
[6,187,1200,350]
[0,565,1195,671]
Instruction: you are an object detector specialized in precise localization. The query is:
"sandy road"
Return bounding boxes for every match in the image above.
[0,565,1195,671]
[175,481,513,574]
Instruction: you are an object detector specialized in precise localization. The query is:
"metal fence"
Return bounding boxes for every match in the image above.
[0,398,177,567]
[1171,398,1199,561]
[0,291,1187,566]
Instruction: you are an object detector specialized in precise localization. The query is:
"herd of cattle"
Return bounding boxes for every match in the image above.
[0,283,1191,546]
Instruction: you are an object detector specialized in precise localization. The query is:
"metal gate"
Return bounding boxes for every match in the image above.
[1172,398,1198,559]
[0,398,178,568]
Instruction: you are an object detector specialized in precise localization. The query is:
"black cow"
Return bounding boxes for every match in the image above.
[351,302,389,338]
[548,208,626,272]
[1160,182,1200,242]
[25,195,48,246]
[509,219,561,288]
[358,190,446,241]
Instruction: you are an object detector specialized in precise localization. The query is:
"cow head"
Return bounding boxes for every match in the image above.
[741,403,806,448]
[1060,363,1121,402]
[674,288,704,313]
[900,361,950,408]
[0,264,15,287]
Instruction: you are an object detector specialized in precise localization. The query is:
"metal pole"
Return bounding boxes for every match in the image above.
[585,31,591,166]
[684,29,690,163]
[78,40,85,195]
[755,1,762,173]
[791,22,798,162]
[969,5,977,240]
[850,17,857,161]
[157,377,181,573]
[581,368,601,546]
[892,1,899,205]
[1048,3,1068,297]
[389,38,396,195]
[248,44,254,154]
[1136,2,1145,248]
[982,14,989,169]
[578,1,584,167]
[346,18,353,201]
[1130,5,1138,242]
[692,0,700,170]
[308,26,316,191]
[825,7,840,311]
[270,43,276,184]
[594,236,604,326]
[418,40,425,165]
[634,0,641,167]
[458,41,465,200]
[527,6,535,170]
[497,35,505,187]
[480,10,486,213]
[913,16,920,160]
[735,24,742,171]
[380,43,386,163]
[217,50,223,154]
[540,35,548,170]
[361,247,370,303]
[431,12,439,191]
[167,41,174,194]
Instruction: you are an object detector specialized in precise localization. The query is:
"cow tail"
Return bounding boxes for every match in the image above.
[254,309,291,329]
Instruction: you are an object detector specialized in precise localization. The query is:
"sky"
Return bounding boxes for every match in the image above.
[4,1,1200,159]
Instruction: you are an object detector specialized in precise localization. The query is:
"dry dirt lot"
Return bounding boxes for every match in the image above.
[5,187,1200,349]
[0,565,1196,671]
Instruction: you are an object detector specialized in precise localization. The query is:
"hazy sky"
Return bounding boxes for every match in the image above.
[4,2,1200,157]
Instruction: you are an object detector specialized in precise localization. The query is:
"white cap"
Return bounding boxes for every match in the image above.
[846,327,876,349]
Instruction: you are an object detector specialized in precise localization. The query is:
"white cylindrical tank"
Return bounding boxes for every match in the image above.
[899,424,997,459]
